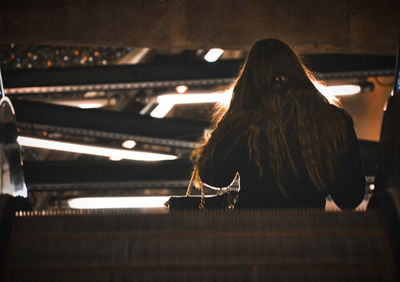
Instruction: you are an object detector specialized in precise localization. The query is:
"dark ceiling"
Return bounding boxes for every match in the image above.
[1,0,399,54]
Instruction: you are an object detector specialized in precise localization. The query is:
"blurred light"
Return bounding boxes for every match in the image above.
[369,184,375,191]
[313,83,361,96]
[17,136,177,161]
[176,85,188,94]
[122,140,136,149]
[78,103,104,109]
[157,92,231,105]
[150,102,174,118]
[151,82,359,119]
[109,155,122,161]
[204,48,224,62]
[150,91,232,118]
[13,183,28,198]
[68,196,170,209]
[84,91,100,98]
[50,99,110,109]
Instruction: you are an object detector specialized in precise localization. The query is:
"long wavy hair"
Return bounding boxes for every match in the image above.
[191,38,348,196]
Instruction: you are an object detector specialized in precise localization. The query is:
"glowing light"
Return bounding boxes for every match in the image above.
[204,48,224,62]
[313,83,361,96]
[68,196,170,209]
[157,92,231,105]
[369,184,375,191]
[151,82,360,119]
[150,102,175,118]
[122,140,136,149]
[50,99,110,109]
[150,91,232,118]
[78,103,104,109]
[17,136,177,161]
[176,85,188,94]
[109,155,122,161]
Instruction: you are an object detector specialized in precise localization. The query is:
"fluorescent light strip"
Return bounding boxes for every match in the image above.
[68,196,170,209]
[17,136,177,161]
[204,48,224,62]
[313,83,361,96]
[51,99,110,109]
[150,83,361,118]
[150,102,175,118]
[150,92,231,118]
[78,103,105,109]
[157,92,232,105]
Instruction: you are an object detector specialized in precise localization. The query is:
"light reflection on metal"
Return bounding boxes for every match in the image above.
[0,97,27,197]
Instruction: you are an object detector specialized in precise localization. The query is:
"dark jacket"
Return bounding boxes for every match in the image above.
[198,106,366,209]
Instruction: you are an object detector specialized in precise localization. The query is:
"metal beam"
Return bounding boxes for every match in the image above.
[12,100,206,147]
[2,55,396,93]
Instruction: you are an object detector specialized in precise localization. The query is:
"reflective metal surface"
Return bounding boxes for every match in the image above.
[0,96,26,197]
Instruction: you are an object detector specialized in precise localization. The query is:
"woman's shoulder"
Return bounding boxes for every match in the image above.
[328,104,354,126]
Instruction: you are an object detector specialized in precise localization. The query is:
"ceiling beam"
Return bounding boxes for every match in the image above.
[2,55,396,91]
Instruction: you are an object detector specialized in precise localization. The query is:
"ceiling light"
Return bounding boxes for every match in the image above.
[109,155,123,161]
[204,48,224,62]
[68,196,170,209]
[17,136,177,161]
[78,103,104,109]
[121,140,136,149]
[150,91,232,118]
[176,85,188,94]
[50,99,111,109]
[313,83,361,96]
[150,102,175,118]
[157,92,231,105]
[150,82,359,119]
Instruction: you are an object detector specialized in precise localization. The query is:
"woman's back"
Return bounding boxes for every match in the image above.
[191,38,366,210]
[198,105,365,209]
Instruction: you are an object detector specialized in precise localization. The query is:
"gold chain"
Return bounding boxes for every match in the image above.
[185,172,205,210]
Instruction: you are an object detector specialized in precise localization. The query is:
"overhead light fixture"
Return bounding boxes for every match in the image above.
[204,48,224,62]
[50,99,112,109]
[313,82,361,96]
[17,136,177,161]
[150,91,232,118]
[78,103,105,109]
[157,92,231,105]
[68,196,170,209]
[176,85,188,94]
[109,156,123,161]
[150,102,175,118]
[121,140,136,149]
[150,82,361,119]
